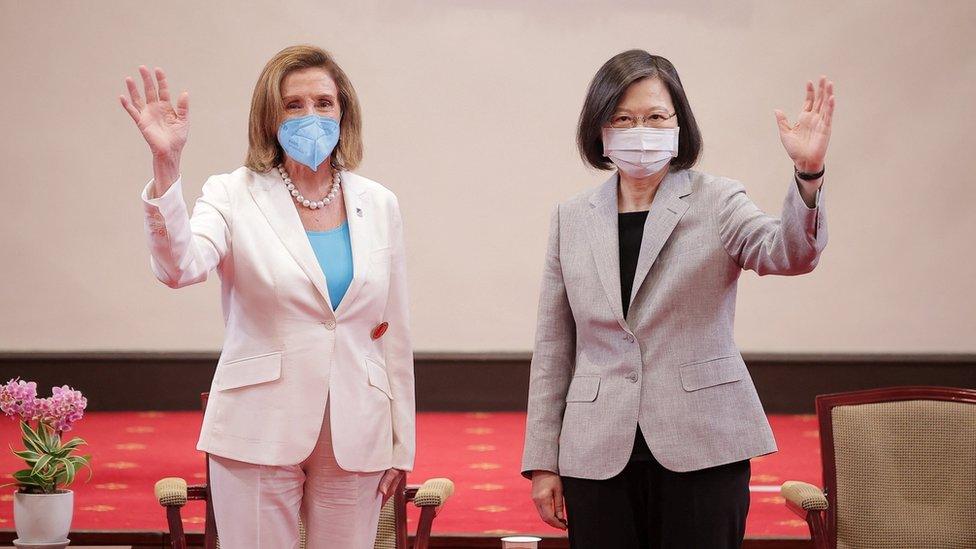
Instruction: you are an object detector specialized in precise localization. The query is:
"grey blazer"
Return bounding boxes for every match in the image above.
[521,169,827,480]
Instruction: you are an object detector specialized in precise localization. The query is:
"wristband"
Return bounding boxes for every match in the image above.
[795,165,825,181]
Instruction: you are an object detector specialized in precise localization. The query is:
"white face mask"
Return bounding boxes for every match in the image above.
[602,126,680,178]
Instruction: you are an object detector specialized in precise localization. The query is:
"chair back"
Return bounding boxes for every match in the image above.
[816,386,976,549]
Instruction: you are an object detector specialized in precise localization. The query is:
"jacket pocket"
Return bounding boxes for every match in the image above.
[214,352,282,391]
[679,355,744,392]
[366,357,393,399]
[565,375,601,403]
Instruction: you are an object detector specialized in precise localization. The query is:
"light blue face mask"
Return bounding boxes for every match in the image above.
[277,115,340,172]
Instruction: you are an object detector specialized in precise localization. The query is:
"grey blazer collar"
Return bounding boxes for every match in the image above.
[584,169,693,331]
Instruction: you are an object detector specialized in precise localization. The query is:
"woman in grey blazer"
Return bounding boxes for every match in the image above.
[521,50,834,549]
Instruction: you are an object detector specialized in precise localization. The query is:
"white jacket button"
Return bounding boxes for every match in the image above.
[323,320,336,330]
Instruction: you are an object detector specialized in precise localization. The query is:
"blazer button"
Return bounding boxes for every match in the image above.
[323,320,336,330]
[626,372,639,383]
[624,335,635,343]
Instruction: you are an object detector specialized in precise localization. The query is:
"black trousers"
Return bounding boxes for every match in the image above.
[561,453,751,549]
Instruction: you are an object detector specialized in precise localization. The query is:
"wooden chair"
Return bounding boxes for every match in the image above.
[153,393,454,549]
[780,386,976,549]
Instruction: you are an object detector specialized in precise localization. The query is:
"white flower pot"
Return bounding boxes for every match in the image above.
[13,490,73,543]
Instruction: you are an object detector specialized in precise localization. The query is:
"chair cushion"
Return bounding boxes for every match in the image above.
[832,399,976,548]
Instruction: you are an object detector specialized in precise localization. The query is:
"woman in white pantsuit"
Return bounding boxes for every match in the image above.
[120,45,415,548]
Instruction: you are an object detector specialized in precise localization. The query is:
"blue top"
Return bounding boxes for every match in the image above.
[306,222,353,310]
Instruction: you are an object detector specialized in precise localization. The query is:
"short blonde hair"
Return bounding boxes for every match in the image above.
[245,45,363,173]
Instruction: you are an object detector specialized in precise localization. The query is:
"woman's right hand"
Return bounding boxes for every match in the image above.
[531,470,568,530]
[120,66,189,196]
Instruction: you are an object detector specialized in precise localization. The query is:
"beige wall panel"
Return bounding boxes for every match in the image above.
[0,1,973,352]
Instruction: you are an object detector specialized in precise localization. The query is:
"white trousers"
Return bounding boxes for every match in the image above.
[209,402,385,548]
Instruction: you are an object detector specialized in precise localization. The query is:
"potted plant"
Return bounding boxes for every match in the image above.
[1,378,92,544]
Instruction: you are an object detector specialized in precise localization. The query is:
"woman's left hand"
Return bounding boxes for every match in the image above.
[775,76,835,173]
[378,468,405,504]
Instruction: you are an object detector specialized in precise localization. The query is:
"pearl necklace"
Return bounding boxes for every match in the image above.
[277,164,341,210]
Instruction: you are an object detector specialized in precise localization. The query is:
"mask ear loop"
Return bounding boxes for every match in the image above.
[330,125,342,172]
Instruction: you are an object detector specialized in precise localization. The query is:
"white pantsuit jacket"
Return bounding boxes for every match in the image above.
[141,166,415,472]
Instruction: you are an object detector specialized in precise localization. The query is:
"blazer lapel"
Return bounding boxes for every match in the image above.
[333,172,371,317]
[629,169,692,305]
[248,171,337,317]
[584,174,629,332]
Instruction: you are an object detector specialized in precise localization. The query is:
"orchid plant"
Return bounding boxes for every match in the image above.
[1,379,92,494]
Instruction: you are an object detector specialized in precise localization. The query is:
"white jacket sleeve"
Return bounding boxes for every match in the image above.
[141,176,231,288]
[383,199,416,472]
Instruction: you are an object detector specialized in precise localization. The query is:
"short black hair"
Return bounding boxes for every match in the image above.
[577,50,703,171]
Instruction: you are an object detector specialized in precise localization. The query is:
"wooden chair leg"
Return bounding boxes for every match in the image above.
[412,506,437,549]
[806,510,829,549]
[393,475,408,549]
[165,506,187,549]
[205,458,218,549]
[203,495,218,548]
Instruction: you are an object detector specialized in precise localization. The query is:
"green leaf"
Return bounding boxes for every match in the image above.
[70,455,94,482]
[49,437,87,459]
[35,422,50,449]
[14,468,56,493]
[60,437,87,452]
[13,469,38,481]
[35,468,55,482]
[20,422,44,453]
[58,458,76,486]
[22,437,42,455]
[30,453,53,477]
[13,449,40,462]
[12,469,42,487]
[38,427,54,454]
[19,421,38,442]
[38,423,59,453]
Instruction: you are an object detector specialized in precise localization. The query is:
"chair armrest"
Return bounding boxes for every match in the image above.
[781,480,828,517]
[781,481,830,549]
[154,477,188,507]
[412,478,455,508]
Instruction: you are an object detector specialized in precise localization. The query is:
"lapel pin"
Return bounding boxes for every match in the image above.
[356,207,363,217]
[371,322,389,340]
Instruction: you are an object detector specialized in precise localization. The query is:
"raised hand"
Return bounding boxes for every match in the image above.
[774,76,835,174]
[120,66,189,194]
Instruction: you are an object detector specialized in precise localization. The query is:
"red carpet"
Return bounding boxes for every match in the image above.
[0,412,820,539]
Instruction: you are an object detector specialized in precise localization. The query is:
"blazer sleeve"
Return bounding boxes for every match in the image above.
[141,176,231,288]
[717,177,828,276]
[383,198,416,472]
[521,204,577,479]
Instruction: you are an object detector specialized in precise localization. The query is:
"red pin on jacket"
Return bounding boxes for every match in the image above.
[371,322,389,340]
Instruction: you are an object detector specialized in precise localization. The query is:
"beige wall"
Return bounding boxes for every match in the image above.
[1,0,974,353]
